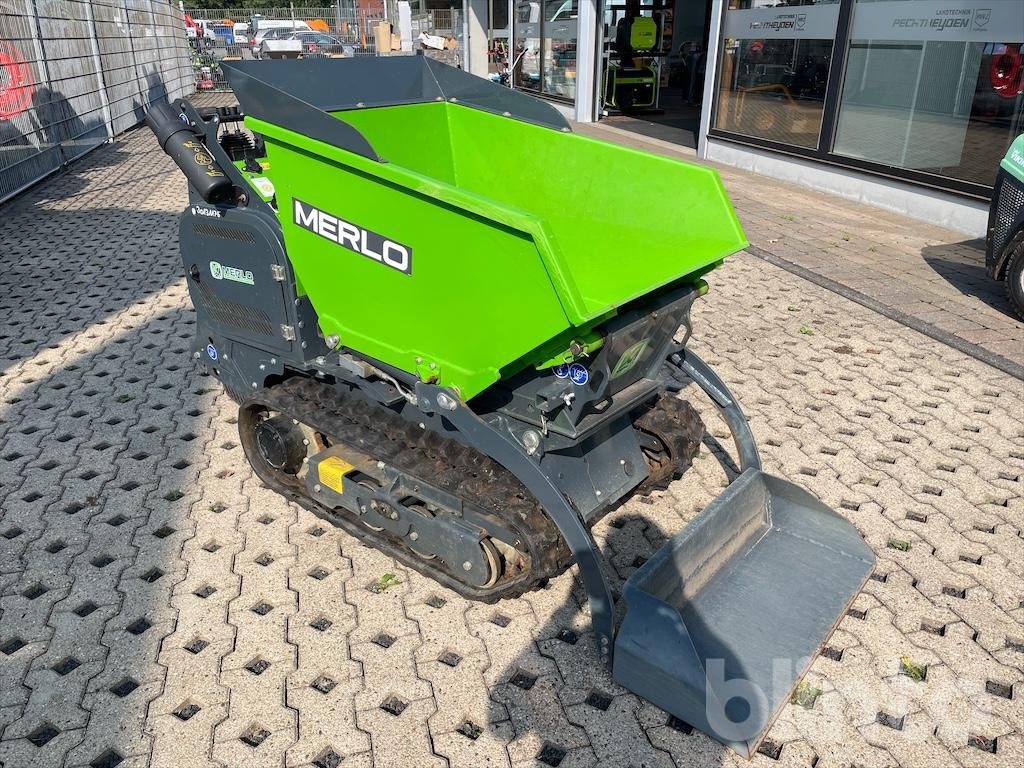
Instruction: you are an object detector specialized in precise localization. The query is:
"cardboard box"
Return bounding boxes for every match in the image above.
[374,21,391,53]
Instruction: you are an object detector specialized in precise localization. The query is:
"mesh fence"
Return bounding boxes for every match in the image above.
[0,0,193,202]
[187,4,462,89]
[186,4,400,25]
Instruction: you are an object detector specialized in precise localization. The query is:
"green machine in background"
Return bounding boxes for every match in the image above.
[148,57,873,757]
[986,132,1024,319]
[605,14,660,111]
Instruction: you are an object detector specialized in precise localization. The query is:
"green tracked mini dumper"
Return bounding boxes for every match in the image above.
[147,57,874,756]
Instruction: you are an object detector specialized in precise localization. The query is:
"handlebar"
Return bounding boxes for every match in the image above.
[145,101,233,204]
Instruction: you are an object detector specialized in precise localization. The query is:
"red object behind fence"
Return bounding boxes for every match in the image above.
[0,40,35,120]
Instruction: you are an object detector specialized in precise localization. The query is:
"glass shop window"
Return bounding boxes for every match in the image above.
[833,0,1024,186]
[715,0,841,148]
[513,0,579,99]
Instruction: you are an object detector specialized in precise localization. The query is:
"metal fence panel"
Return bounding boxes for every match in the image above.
[188,4,400,24]
[93,0,145,135]
[35,1,109,163]
[126,1,161,112]
[155,3,194,99]
[0,1,62,199]
[0,0,193,203]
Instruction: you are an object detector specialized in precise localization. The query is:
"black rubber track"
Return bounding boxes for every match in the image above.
[240,377,570,602]
[239,376,705,602]
[634,396,705,493]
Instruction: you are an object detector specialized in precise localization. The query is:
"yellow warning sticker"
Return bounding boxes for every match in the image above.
[318,456,354,494]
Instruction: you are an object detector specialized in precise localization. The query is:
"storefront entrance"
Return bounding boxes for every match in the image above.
[500,0,1022,199]
[599,0,713,149]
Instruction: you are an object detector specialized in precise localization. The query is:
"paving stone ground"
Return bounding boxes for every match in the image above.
[576,121,1024,375]
[0,125,1021,768]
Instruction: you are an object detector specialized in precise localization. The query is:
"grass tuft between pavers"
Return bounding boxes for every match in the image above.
[899,656,928,682]
[370,572,402,593]
[790,680,822,708]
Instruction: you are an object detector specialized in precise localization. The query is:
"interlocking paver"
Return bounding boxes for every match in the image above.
[0,112,1021,768]
[284,671,369,766]
[355,695,446,768]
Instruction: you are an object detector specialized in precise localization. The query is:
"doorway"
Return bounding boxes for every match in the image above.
[599,0,712,149]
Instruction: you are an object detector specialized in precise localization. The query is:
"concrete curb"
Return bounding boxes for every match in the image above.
[747,244,1024,382]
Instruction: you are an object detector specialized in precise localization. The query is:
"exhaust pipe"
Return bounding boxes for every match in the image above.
[145,101,233,204]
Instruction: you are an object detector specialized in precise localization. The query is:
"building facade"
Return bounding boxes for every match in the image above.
[469,0,1024,234]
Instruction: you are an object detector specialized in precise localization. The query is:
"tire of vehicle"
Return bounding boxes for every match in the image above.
[1007,241,1024,320]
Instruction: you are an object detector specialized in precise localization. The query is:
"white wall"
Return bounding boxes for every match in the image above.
[705,139,989,237]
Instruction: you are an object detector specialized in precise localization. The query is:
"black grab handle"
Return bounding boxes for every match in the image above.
[145,101,233,204]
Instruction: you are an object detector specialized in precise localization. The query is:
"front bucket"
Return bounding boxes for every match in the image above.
[613,468,874,757]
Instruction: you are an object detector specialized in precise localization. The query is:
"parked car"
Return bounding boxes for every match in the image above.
[250,19,311,51]
[256,28,303,59]
[185,17,217,47]
[196,20,218,43]
[986,132,1024,319]
[254,26,308,57]
[289,31,347,57]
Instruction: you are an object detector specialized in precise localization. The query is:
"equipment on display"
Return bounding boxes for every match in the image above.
[147,57,873,756]
[604,63,658,111]
[605,14,659,112]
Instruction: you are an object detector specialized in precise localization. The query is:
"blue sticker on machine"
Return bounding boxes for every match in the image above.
[206,343,218,361]
[553,363,569,379]
[568,363,589,386]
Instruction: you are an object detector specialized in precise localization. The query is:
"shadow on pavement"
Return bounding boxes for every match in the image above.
[32,87,106,156]
[0,202,184,378]
[2,72,175,206]
[0,302,215,766]
[921,239,1016,318]
[482,429,739,767]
